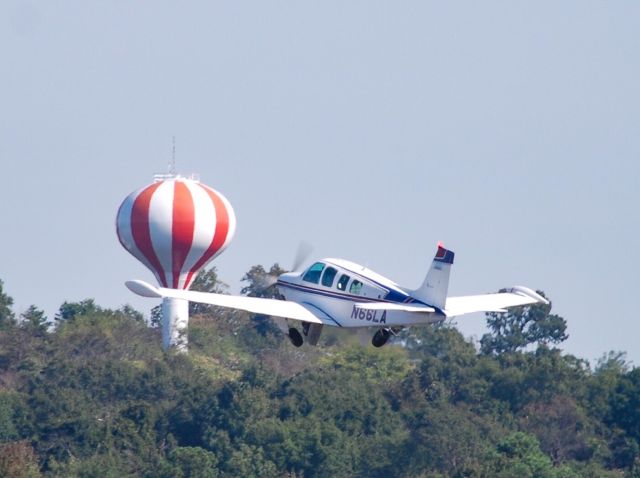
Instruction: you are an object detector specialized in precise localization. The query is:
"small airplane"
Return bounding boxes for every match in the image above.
[126,243,548,348]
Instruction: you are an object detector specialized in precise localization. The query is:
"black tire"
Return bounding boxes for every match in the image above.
[372,329,391,348]
[288,328,304,347]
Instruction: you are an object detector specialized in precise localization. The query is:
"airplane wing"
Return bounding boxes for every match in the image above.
[445,286,549,317]
[126,280,333,325]
[354,302,436,313]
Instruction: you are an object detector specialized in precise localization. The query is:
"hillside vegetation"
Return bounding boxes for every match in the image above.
[0,270,637,478]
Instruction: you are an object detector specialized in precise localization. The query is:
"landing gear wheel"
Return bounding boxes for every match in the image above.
[372,328,391,348]
[288,328,304,347]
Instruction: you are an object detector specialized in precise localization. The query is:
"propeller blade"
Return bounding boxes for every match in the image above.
[291,241,313,272]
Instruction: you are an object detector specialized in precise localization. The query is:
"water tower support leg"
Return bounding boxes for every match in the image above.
[162,297,189,352]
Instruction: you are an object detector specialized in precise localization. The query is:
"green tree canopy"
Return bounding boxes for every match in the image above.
[241,264,286,299]
[0,279,15,327]
[20,305,48,335]
[483,432,556,478]
[481,290,568,355]
[189,267,227,316]
[55,298,102,321]
[0,274,638,477]
[239,264,287,337]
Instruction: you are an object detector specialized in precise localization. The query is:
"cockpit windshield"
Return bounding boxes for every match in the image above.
[302,262,325,284]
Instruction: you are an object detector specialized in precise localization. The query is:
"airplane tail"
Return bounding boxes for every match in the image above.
[410,243,454,311]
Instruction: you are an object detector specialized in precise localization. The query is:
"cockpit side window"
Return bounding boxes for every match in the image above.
[302,262,325,284]
[349,280,363,295]
[337,274,350,291]
[321,267,338,287]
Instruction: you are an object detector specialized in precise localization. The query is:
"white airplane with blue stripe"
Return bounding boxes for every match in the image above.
[126,244,548,348]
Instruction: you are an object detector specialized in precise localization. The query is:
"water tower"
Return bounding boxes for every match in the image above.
[116,174,236,351]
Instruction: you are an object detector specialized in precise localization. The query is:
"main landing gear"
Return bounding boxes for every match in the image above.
[372,328,401,348]
[372,329,390,347]
[287,321,324,348]
[288,327,304,347]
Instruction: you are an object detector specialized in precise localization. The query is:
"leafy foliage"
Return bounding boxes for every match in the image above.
[20,306,48,336]
[481,291,568,355]
[240,263,287,337]
[0,279,15,328]
[55,298,102,321]
[241,264,286,299]
[189,267,228,316]
[0,274,636,477]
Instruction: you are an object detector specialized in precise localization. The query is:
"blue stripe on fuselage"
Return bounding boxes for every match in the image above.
[385,289,409,303]
[276,280,428,306]
[302,302,342,327]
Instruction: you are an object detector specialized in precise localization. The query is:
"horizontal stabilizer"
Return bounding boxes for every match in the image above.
[445,286,548,318]
[354,302,436,313]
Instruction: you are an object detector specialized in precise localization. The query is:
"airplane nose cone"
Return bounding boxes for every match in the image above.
[277,272,298,283]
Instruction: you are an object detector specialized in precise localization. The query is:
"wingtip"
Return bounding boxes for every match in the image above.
[125,280,163,298]
[509,286,549,305]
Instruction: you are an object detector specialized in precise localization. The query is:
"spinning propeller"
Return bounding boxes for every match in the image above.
[249,242,314,296]
[290,241,313,273]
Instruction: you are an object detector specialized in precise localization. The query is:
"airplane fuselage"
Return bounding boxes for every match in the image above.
[276,258,444,329]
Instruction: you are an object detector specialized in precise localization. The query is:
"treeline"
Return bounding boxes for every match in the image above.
[0,269,638,477]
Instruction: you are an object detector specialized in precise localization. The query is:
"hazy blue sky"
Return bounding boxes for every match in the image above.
[2,1,638,365]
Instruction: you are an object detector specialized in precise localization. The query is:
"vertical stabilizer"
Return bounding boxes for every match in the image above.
[411,244,454,310]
